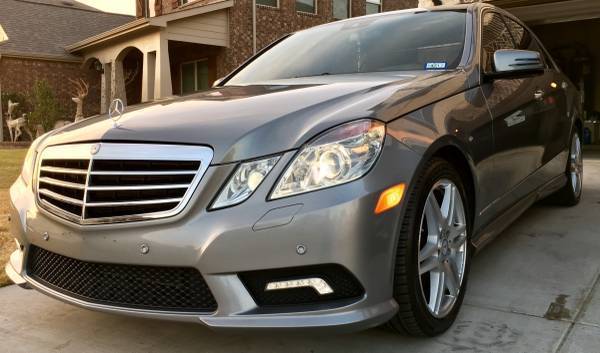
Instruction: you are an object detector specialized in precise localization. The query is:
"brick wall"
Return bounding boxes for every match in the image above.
[0,56,102,121]
[216,0,418,77]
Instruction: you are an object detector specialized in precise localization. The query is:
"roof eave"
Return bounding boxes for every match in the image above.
[0,50,83,63]
[66,0,234,54]
[66,18,151,53]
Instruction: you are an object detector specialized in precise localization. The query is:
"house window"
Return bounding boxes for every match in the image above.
[257,0,278,7]
[366,0,381,14]
[181,60,209,94]
[333,0,349,19]
[296,0,316,14]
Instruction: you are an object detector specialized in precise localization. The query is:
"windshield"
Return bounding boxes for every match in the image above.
[226,11,467,85]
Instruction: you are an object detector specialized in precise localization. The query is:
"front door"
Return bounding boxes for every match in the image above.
[480,11,550,205]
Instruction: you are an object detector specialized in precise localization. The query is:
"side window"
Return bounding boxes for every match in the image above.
[481,12,516,73]
[504,17,549,67]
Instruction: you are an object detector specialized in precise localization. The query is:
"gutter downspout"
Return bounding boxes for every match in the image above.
[252,0,257,54]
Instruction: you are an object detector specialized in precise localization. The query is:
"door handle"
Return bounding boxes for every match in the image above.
[534,90,545,101]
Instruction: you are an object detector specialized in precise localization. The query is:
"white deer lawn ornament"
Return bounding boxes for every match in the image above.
[69,78,89,122]
[6,115,26,143]
[5,100,28,142]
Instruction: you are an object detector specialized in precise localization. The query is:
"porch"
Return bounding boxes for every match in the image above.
[66,1,232,113]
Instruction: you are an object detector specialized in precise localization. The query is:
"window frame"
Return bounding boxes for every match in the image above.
[257,0,280,9]
[366,0,382,15]
[332,0,351,20]
[479,10,518,75]
[180,58,210,95]
[296,0,317,14]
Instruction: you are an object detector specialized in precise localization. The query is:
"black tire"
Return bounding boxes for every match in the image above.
[547,131,583,207]
[386,158,473,336]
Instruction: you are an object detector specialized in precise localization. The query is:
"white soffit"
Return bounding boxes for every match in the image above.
[508,0,600,25]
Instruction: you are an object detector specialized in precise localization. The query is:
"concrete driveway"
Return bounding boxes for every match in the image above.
[1,153,599,353]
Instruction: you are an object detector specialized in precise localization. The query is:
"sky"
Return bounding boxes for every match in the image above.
[75,0,136,15]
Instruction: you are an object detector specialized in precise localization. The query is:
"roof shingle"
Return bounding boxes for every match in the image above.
[0,0,134,61]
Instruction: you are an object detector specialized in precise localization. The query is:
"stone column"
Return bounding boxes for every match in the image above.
[141,51,156,102]
[111,59,127,106]
[154,33,172,99]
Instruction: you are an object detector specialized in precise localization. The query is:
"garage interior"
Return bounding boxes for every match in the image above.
[489,0,600,146]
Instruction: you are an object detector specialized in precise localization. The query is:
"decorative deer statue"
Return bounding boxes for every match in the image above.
[69,78,89,122]
[5,100,27,142]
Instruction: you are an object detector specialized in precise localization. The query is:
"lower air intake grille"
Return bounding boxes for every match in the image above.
[27,245,218,313]
[239,264,364,307]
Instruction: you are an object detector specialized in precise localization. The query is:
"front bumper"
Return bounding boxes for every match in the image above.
[5,138,421,332]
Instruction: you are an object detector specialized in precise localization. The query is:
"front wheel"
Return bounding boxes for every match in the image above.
[387,158,472,336]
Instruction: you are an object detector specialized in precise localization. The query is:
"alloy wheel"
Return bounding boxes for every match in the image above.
[570,133,583,196]
[417,179,468,319]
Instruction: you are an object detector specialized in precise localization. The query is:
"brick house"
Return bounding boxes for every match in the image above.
[65,0,418,114]
[0,0,134,128]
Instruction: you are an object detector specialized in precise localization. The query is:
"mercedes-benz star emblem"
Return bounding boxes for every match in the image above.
[108,98,125,127]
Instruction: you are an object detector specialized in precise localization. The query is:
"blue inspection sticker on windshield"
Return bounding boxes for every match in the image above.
[425,62,447,70]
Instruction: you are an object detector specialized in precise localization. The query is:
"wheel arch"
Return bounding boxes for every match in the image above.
[416,138,478,234]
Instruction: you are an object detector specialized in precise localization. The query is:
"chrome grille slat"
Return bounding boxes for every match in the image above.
[85,198,184,207]
[86,184,190,191]
[40,166,88,175]
[39,177,86,190]
[36,143,213,225]
[39,189,84,206]
[90,170,198,176]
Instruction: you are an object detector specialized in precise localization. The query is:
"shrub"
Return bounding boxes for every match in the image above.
[29,80,63,132]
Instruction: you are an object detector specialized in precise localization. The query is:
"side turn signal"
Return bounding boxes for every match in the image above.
[375,183,406,214]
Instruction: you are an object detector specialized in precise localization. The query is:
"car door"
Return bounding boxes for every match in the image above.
[503,16,571,189]
[479,11,548,205]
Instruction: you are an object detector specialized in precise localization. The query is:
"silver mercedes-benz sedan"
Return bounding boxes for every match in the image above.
[5,3,582,336]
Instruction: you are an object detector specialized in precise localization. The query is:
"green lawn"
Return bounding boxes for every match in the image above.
[0,148,27,287]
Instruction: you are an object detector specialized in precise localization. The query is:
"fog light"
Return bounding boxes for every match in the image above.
[265,277,334,295]
[375,183,405,214]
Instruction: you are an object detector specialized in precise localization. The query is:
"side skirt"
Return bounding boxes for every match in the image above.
[472,173,567,252]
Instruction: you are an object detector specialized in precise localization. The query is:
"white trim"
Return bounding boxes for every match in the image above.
[0,24,8,43]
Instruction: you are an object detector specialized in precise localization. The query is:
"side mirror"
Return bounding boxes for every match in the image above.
[489,49,545,79]
[212,77,225,88]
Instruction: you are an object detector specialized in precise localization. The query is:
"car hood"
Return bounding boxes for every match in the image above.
[42,70,470,164]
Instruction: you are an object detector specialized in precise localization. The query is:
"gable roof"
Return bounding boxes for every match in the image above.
[0,0,134,61]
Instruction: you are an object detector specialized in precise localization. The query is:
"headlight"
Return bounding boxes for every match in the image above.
[211,156,280,209]
[271,119,385,199]
[21,136,45,186]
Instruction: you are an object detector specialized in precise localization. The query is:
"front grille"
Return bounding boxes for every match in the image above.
[239,264,365,307]
[27,245,218,313]
[36,143,212,224]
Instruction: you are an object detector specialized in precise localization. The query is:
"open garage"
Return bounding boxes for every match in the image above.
[490,0,600,146]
